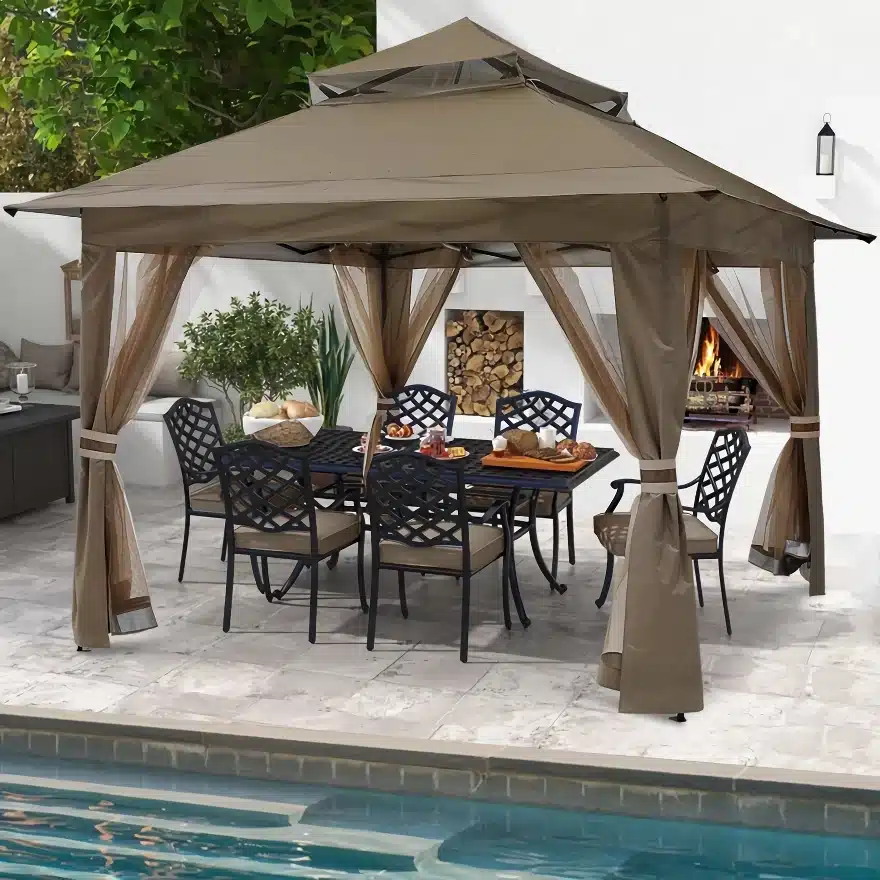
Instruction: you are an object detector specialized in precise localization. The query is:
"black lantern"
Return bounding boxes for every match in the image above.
[816,114,836,176]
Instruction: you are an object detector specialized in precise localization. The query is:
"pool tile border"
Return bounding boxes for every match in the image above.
[1,707,878,838]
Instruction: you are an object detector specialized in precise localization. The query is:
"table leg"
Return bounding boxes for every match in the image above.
[526,494,567,594]
[272,561,305,600]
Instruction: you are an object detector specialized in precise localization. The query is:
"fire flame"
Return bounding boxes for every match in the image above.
[694,324,742,379]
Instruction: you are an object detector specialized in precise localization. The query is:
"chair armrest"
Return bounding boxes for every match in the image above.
[677,476,700,490]
[605,478,640,514]
[474,498,510,526]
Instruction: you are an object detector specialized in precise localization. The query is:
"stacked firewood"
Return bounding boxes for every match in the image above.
[446,309,524,415]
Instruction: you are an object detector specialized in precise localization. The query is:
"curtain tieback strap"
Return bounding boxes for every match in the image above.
[790,416,820,439]
[639,458,677,495]
[377,397,394,412]
[79,428,119,461]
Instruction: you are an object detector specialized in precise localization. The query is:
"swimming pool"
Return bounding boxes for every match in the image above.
[1,755,878,879]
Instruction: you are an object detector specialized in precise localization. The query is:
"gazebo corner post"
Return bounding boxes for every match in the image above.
[72,241,118,650]
[610,202,704,716]
[802,263,825,596]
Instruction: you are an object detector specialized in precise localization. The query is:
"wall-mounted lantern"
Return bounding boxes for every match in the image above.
[816,114,836,176]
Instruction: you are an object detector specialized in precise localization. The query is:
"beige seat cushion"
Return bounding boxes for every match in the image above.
[533,490,572,518]
[189,481,225,514]
[380,523,503,572]
[235,510,360,555]
[594,512,718,557]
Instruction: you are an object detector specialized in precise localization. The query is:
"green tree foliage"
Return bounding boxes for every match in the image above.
[177,292,320,425]
[0,32,95,190]
[0,0,374,180]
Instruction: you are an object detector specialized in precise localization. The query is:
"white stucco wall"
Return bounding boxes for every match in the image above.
[379,0,880,538]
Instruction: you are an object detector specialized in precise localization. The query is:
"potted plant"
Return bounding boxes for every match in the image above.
[308,305,355,429]
[178,292,319,439]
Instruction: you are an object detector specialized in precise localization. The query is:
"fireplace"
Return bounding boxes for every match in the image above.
[446,309,524,415]
[686,319,758,426]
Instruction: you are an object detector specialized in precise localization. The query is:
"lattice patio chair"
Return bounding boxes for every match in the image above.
[365,451,530,662]
[163,397,227,582]
[594,428,751,635]
[215,440,366,640]
[480,390,583,583]
[387,384,457,436]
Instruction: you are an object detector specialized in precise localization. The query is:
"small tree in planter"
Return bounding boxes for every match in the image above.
[178,292,319,436]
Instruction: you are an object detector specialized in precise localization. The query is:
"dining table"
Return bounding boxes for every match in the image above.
[265,427,619,598]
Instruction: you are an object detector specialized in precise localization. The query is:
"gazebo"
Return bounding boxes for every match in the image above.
[9,18,872,715]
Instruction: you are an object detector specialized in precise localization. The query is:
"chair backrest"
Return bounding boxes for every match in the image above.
[366,452,469,556]
[215,440,316,539]
[494,390,581,439]
[692,429,751,524]
[388,384,457,435]
[163,398,224,486]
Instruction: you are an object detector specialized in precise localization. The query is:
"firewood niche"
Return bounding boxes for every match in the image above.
[446,309,524,415]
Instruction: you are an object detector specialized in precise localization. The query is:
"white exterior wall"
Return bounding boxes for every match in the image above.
[379,0,880,539]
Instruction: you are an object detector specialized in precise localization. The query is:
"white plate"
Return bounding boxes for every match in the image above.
[426,450,470,460]
[352,445,393,454]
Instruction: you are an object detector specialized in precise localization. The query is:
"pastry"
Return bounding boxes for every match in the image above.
[386,423,413,438]
[503,428,538,455]
[556,438,577,455]
[446,446,467,459]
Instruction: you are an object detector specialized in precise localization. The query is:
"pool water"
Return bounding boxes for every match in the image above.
[0,755,878,878]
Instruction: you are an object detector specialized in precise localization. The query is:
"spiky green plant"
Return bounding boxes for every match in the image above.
[308,306,355,429]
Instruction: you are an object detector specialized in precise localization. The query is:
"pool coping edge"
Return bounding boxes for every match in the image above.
[1,707,878,838]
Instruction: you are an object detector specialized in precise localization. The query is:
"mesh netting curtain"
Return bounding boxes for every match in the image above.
[518,241,706,714]
[330,247,461,471]
[74,245,198,648]
[706,264,822,593]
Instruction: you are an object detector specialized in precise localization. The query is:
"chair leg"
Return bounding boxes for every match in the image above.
[357,534,368,613]
[222,542,235,632]
[220,531,227,563]
[694,559,704,608]
[551,511,560,580]
[595,552,615,609]
[308,562,320,644]
[261,556,271,603]
[508,550,531,629]
[566,502,576,566]
[460,573,471,663]
[178,510,190,583]
[397,571,409,619]
[501,552,512,631]
[366,553,380,651]
[327,552,339,571]
[718,556,732,636]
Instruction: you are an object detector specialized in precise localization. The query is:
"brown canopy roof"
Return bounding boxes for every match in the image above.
[9,18,872,262]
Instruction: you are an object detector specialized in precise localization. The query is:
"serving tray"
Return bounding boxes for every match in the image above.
[480,452,594,472]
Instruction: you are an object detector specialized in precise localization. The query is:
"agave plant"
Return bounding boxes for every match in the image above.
[308,306,355,429]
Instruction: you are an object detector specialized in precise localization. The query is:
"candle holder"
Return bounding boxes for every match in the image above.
[8,362,37,403]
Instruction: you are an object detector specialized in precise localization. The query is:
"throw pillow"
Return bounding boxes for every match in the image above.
[19,338,74,391]
[150,349,199,398]
[64,342,81,392]
[0,340,17,368]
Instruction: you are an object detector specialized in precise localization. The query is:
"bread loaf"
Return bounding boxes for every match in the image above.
[503,428,538,455]
[249,400,281,419]
[282,400,320,419]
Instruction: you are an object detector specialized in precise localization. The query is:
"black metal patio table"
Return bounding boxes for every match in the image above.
[274,427,619,595]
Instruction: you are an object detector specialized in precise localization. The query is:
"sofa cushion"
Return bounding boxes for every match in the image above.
[151,350,199,398]
[64,343,81,392]
[0,340,17,370]
[20,338,74,391]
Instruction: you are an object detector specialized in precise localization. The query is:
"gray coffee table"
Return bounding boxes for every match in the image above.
[0,402,80,519]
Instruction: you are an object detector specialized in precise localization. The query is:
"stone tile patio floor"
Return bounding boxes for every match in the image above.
[2,473,880,777]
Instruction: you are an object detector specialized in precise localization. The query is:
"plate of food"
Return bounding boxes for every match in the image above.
[383,422,418,441]
[352,444,393,454]
[420,446,469,460]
